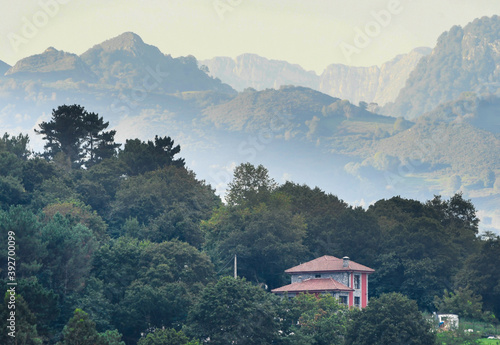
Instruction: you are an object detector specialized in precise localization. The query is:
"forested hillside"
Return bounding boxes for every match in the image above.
[0,29,498,235]
[384,15,500,119]
[1,105,499,344]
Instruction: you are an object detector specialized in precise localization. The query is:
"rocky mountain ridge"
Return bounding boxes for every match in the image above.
[0,25,498,233]
[201,47,431,106]
[2,32,430,106]
[4,32,235,94]
[200,54,320,92]
[5,47,97,82]
[383,15,500,119]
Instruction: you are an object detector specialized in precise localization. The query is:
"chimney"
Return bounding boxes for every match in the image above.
[343,256,350,268]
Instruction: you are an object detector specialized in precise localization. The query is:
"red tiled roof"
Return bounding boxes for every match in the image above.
[285,255,374,274]
[271,278,353,293]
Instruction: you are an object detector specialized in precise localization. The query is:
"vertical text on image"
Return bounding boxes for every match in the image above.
[7,230,17,338]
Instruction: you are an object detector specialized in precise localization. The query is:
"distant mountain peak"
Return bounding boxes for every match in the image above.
[88,32,157,56]
[44,46,58,53]
[201,53,320,92]
[0,59,11,76]
[411,46,433,55]
[79,32,234,93]
[80,32,166,68]
[5,47,96,81]
[103,32,143,47]
[119,31,143,40]
[202,49,430,105]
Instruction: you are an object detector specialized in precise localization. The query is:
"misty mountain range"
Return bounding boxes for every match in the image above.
[0,16,498,233]
[201,46,431,106]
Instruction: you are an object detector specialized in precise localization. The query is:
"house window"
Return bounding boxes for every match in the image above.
[354,296,360,307]
[315,274,321,278]
[339,296,348,305]
[354,275,360,289]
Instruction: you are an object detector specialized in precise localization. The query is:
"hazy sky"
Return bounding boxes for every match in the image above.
[1,0,500,73]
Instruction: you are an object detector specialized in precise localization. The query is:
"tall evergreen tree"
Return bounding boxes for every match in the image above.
[0,132,31,160]
[35,105,119,168]
[186,277,280,345]
[81,111,120,167]
[119,135,185,176]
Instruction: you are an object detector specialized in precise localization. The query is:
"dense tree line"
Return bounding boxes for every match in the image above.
[0,105,498,344]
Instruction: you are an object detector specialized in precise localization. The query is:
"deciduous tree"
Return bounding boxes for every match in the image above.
[138,328,200,345]
[454,233,500,317]
[434,286,489,320]
[278,293,351,345]
[0,292,43,345]
[119,136,185,176]
[40,215,98,296]
[345,293,435,345]
[0,206,46,278]
[110,166,219,240]
[186,277,279,345]
[226,163,277,206]
[204,198,307,288]
[56,309,125,345]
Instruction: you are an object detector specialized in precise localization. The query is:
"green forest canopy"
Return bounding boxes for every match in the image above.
[0,105,499,345]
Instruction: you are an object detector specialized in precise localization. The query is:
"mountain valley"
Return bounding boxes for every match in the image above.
[0,18,498,233]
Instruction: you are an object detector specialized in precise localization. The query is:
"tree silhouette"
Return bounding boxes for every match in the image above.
[119,135,185,175]
[35,104,119,168]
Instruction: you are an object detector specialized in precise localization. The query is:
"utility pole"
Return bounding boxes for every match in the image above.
[234,254,237,279]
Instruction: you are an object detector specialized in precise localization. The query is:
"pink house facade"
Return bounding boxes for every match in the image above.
[271,255,374,308]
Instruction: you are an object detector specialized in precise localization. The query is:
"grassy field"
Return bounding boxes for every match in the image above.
[461,319,500,337]
[431,316,500,345]
[436,334,500,345]
[477,339,500,344]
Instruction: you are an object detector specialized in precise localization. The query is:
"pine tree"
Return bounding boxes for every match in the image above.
[35,105,119,168]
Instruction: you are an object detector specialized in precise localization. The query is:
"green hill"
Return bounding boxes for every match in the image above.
[350,93,500,197]
[202,85,400,154]
[202,85,337,131]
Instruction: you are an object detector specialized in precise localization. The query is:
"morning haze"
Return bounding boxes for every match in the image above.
[0,2,499,344]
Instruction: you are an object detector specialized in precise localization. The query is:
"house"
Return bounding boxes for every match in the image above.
[271,255,374,308]
[436,313,459,330]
